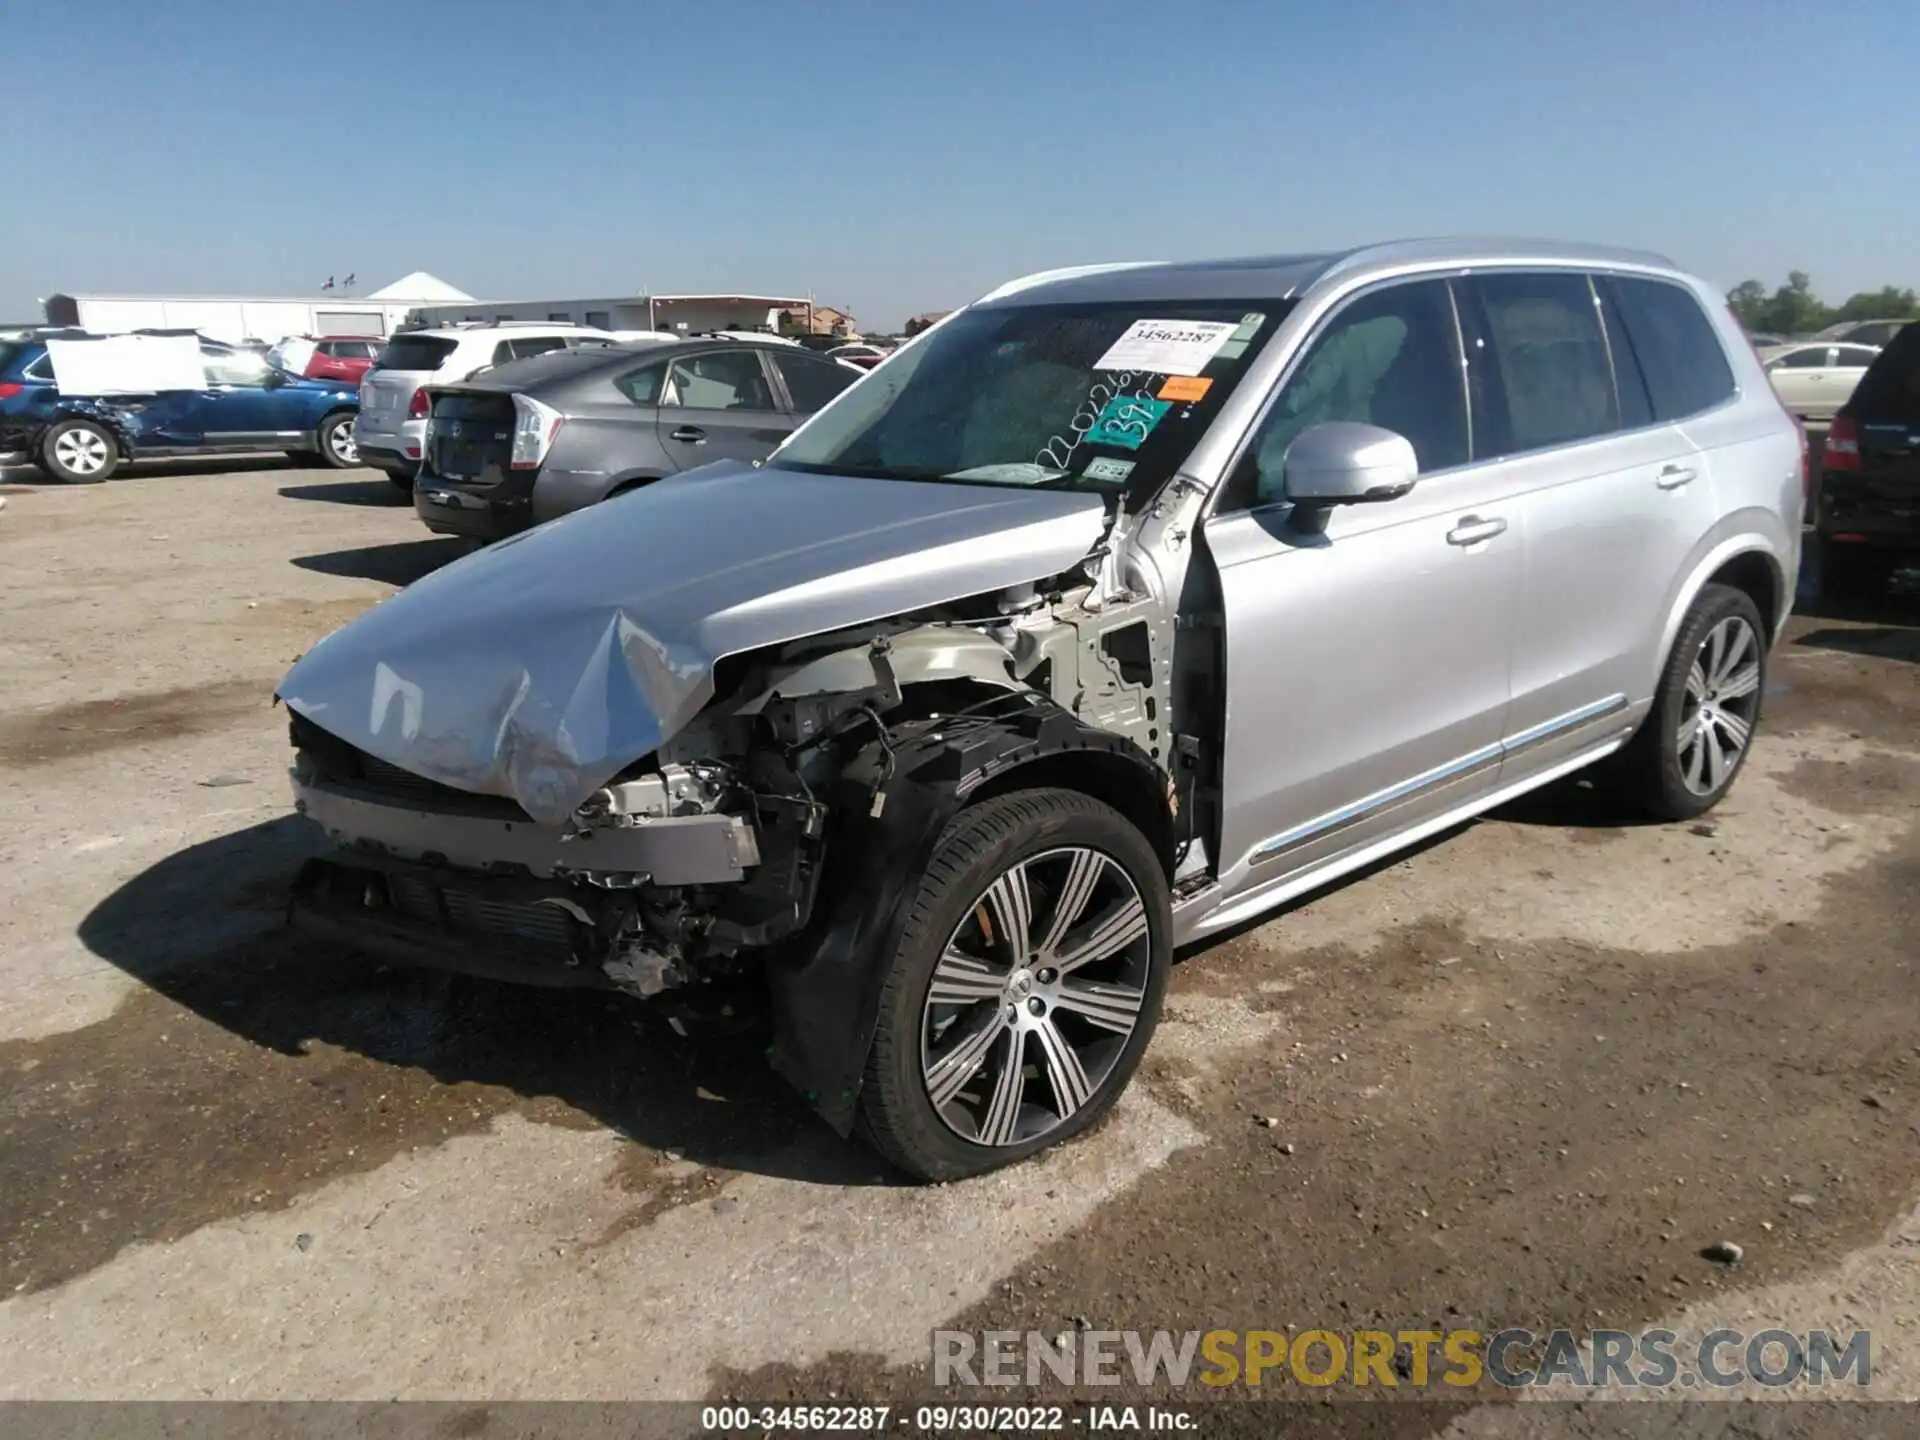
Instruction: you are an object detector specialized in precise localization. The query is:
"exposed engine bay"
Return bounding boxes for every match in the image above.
[286,479,1225,1127]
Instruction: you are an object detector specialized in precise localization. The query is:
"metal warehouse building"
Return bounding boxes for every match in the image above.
[405,292,816,336]
[42,272,474,346]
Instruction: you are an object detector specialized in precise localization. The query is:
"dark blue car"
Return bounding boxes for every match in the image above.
[0,335,361,482]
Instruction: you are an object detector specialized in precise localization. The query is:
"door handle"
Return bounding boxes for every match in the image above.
[1656,463,1698,490]
[1446,515,1507,546]
[669,426,706,443]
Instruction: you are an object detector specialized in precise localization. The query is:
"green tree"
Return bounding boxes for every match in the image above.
[1726,279,1768,328]
[1762,271,1833,336]
[1832,286,1919,323]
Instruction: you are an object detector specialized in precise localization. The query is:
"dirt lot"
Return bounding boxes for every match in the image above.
[0,461,1914,1426]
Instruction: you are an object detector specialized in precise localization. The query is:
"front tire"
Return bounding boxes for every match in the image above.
[1613,583,1767,821]
[857,788,1171,1181]
[316,412,359,469]
[40,419,118,483]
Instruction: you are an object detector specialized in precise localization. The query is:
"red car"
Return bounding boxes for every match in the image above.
[303,337,380,383]
[272,335,380,384]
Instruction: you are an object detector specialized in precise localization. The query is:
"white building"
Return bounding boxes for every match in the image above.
[42,271,475,346]
[405,292,813,336]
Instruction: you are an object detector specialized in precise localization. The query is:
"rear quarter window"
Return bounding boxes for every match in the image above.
[374,335,457,372]
[1607,278,1735,421]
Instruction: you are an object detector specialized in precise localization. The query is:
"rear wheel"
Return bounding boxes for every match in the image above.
[1612,583,1766,822]
[40,419,118,483]
[316,412,359,469]
[383,469,414,493]
[857,789,1170,1181]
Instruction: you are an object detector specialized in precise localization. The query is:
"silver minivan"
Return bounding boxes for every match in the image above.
[279,239,1804,1180]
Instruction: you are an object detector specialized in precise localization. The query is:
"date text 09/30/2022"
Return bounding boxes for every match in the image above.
[700,1404,1197,1432]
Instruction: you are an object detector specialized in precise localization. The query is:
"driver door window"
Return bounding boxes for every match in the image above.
[1225,280,1468,510]
[201,343,269,387]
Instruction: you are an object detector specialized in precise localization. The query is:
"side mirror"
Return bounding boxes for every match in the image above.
[263,367,288,388]
[1284,421,1419,506]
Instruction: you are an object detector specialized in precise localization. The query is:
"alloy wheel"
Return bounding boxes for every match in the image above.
[54,428,109,476]
[327,423,359,465]
[920,846,1151,1148]
[1676,615,1761,796]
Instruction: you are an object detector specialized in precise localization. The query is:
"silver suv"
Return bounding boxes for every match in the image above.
[278,239,1804,1180]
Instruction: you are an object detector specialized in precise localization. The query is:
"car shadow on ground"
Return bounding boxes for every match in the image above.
[279,477,410,507]
[292,537,474,586]
[2,454,305,486]
[77,817,892,1189]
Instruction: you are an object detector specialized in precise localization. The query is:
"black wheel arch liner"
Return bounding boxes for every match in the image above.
[764,690,1173,1135]
[21,404,139,460]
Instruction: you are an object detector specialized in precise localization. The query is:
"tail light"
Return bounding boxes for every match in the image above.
[0,382,22,399]
[510,395,564,470]
[406,387,432,420]
[1826,414,1860,473]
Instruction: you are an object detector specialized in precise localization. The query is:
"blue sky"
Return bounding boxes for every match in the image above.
[3,0,1913,329]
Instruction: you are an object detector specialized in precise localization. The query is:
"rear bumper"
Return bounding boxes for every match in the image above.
[413,467,538,539]
[1819,472,1920,551]
[354,416,426,465]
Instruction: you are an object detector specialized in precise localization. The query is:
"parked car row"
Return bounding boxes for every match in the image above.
[278,238,1809,1180]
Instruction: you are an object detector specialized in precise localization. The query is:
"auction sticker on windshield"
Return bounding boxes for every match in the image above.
[1087,395,1171,450]
[1094,319,1238,376]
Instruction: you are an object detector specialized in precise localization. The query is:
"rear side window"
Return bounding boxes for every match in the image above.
[1834,345,1880,368]
[773,351,860,412]
[614,362,665,405]
[1608,277,1735,421]
[374,335,457,372]
[1849,325,1920,418]
[509,336,568,362]
[1471,272,1619,451]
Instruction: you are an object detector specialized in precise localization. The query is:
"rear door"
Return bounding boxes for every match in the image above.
[1486,271,1733,773]
[655,348,790,468]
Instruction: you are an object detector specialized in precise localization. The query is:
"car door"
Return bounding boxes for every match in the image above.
[1481,271,1732,778]
[189,343,295,447]
[1767,346,1837,418]
[1203,277,1521,906]
[655,347,790,468]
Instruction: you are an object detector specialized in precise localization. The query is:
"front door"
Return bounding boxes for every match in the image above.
[655,349,793,469]
[1202,278,1520,922]
[194,344,308,446]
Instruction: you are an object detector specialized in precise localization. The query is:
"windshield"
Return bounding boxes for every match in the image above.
[768,300,1288,499]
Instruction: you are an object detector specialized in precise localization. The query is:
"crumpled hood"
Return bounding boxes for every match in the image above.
[278,463,1108,822]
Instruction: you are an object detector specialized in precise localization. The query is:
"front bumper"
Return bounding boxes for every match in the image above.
[291,855,624,989]
[292,772,761,886]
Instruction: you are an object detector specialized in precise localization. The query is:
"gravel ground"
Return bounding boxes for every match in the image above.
[0,461,1914,1429]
